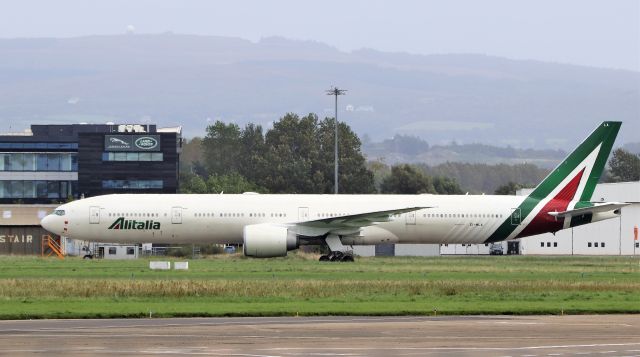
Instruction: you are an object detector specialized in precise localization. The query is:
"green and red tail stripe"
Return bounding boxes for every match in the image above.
[486,121,621,243]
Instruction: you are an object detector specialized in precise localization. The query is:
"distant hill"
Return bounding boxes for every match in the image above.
[0,34,637,149]
[363,135,566,168]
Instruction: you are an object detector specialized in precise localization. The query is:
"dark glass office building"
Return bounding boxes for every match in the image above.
[0,124,181,203]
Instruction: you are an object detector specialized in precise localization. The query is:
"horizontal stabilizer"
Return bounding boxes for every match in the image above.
[547,202,629,218]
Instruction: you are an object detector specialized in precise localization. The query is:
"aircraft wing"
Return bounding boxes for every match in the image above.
[547,202,630,218]
[290,206,428,237]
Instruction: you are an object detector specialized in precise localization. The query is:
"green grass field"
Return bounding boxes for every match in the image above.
[0,254,638,319]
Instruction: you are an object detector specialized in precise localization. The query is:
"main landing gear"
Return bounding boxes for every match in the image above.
[319,251,354,262]
[319,234,355,262]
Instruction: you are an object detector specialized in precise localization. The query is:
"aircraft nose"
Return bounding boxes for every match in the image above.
[41,214,63,235]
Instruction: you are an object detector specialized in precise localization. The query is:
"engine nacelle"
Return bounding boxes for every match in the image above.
[243,224,298,258]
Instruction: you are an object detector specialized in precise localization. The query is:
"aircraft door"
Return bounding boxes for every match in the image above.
[510,208,522,225]
[89,206,100,224]
[405,211,416,225]
[298,207,309,221]
[171,207,182,224]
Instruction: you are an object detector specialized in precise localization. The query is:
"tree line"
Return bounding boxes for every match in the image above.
[180,113,466,195]
[180,113,640,195]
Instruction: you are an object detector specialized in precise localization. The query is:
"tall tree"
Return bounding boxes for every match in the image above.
[432,176,464,194]
[201,121,241,175]
[179,137,204,175]
[180,172,208,193]
[608,148,640,182]
[317,117,376,194]
[238,123,267,184]
[195,113,376,194]
[380,164,435,194]
[263,113,325,193]
[381,164,463,194]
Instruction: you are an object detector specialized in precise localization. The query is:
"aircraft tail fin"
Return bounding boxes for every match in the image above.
[485,121,621,242]
[527,121,621,203]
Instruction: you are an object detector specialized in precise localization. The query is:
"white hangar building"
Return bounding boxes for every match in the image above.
[517,181,639,256]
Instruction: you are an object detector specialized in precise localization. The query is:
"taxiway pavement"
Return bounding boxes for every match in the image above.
[0,315,638,356]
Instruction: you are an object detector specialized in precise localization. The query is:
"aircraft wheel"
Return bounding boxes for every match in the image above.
[329,251,343,261]
[341,255,354,262]
[319,255,329,262]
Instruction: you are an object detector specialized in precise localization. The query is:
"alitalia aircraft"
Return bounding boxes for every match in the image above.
[42,122,627,261]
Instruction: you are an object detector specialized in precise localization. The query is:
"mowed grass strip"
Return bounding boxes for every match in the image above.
[0,255,638,318]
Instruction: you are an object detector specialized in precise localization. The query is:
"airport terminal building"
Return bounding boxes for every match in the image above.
[0,123,181,255]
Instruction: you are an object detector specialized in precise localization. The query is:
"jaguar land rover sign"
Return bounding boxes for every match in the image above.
[105,135,161,151]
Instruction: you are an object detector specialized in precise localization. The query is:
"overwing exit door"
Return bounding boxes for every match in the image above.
[406,211,416,225]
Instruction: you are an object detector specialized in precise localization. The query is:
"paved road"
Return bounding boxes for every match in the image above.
[0,315,639,356]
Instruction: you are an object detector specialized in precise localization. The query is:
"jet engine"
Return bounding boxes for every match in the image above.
[243,224,298,258]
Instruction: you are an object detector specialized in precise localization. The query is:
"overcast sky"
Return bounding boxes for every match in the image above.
[1,0,638,71]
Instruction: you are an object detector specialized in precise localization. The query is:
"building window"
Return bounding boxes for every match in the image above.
[102,152,163,162]
[0,142,77,150]
[0,153,76,172]
[553,242,557,247]
[601,242,605,248]
[126,247,135,255]
[102,180,163,189]
[108,247,117,255]
[0,180,74,199]
[594,242,598,247]
[540,242,544,247]
[588,242,592,247]
[546,242,551,247]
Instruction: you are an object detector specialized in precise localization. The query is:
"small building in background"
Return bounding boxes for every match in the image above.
[0,204,56,255]
[518,181,639,255]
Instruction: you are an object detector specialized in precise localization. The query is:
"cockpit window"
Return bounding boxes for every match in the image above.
[54,210,66,216]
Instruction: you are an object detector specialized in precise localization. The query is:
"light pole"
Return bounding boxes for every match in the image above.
[326,86,347,194]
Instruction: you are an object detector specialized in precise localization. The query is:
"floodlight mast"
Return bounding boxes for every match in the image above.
[326,87,347,194]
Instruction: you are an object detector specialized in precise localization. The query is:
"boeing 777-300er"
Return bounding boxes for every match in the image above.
[42,121,628,261]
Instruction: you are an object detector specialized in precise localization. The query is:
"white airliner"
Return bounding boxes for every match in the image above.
[41,122,627,261]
